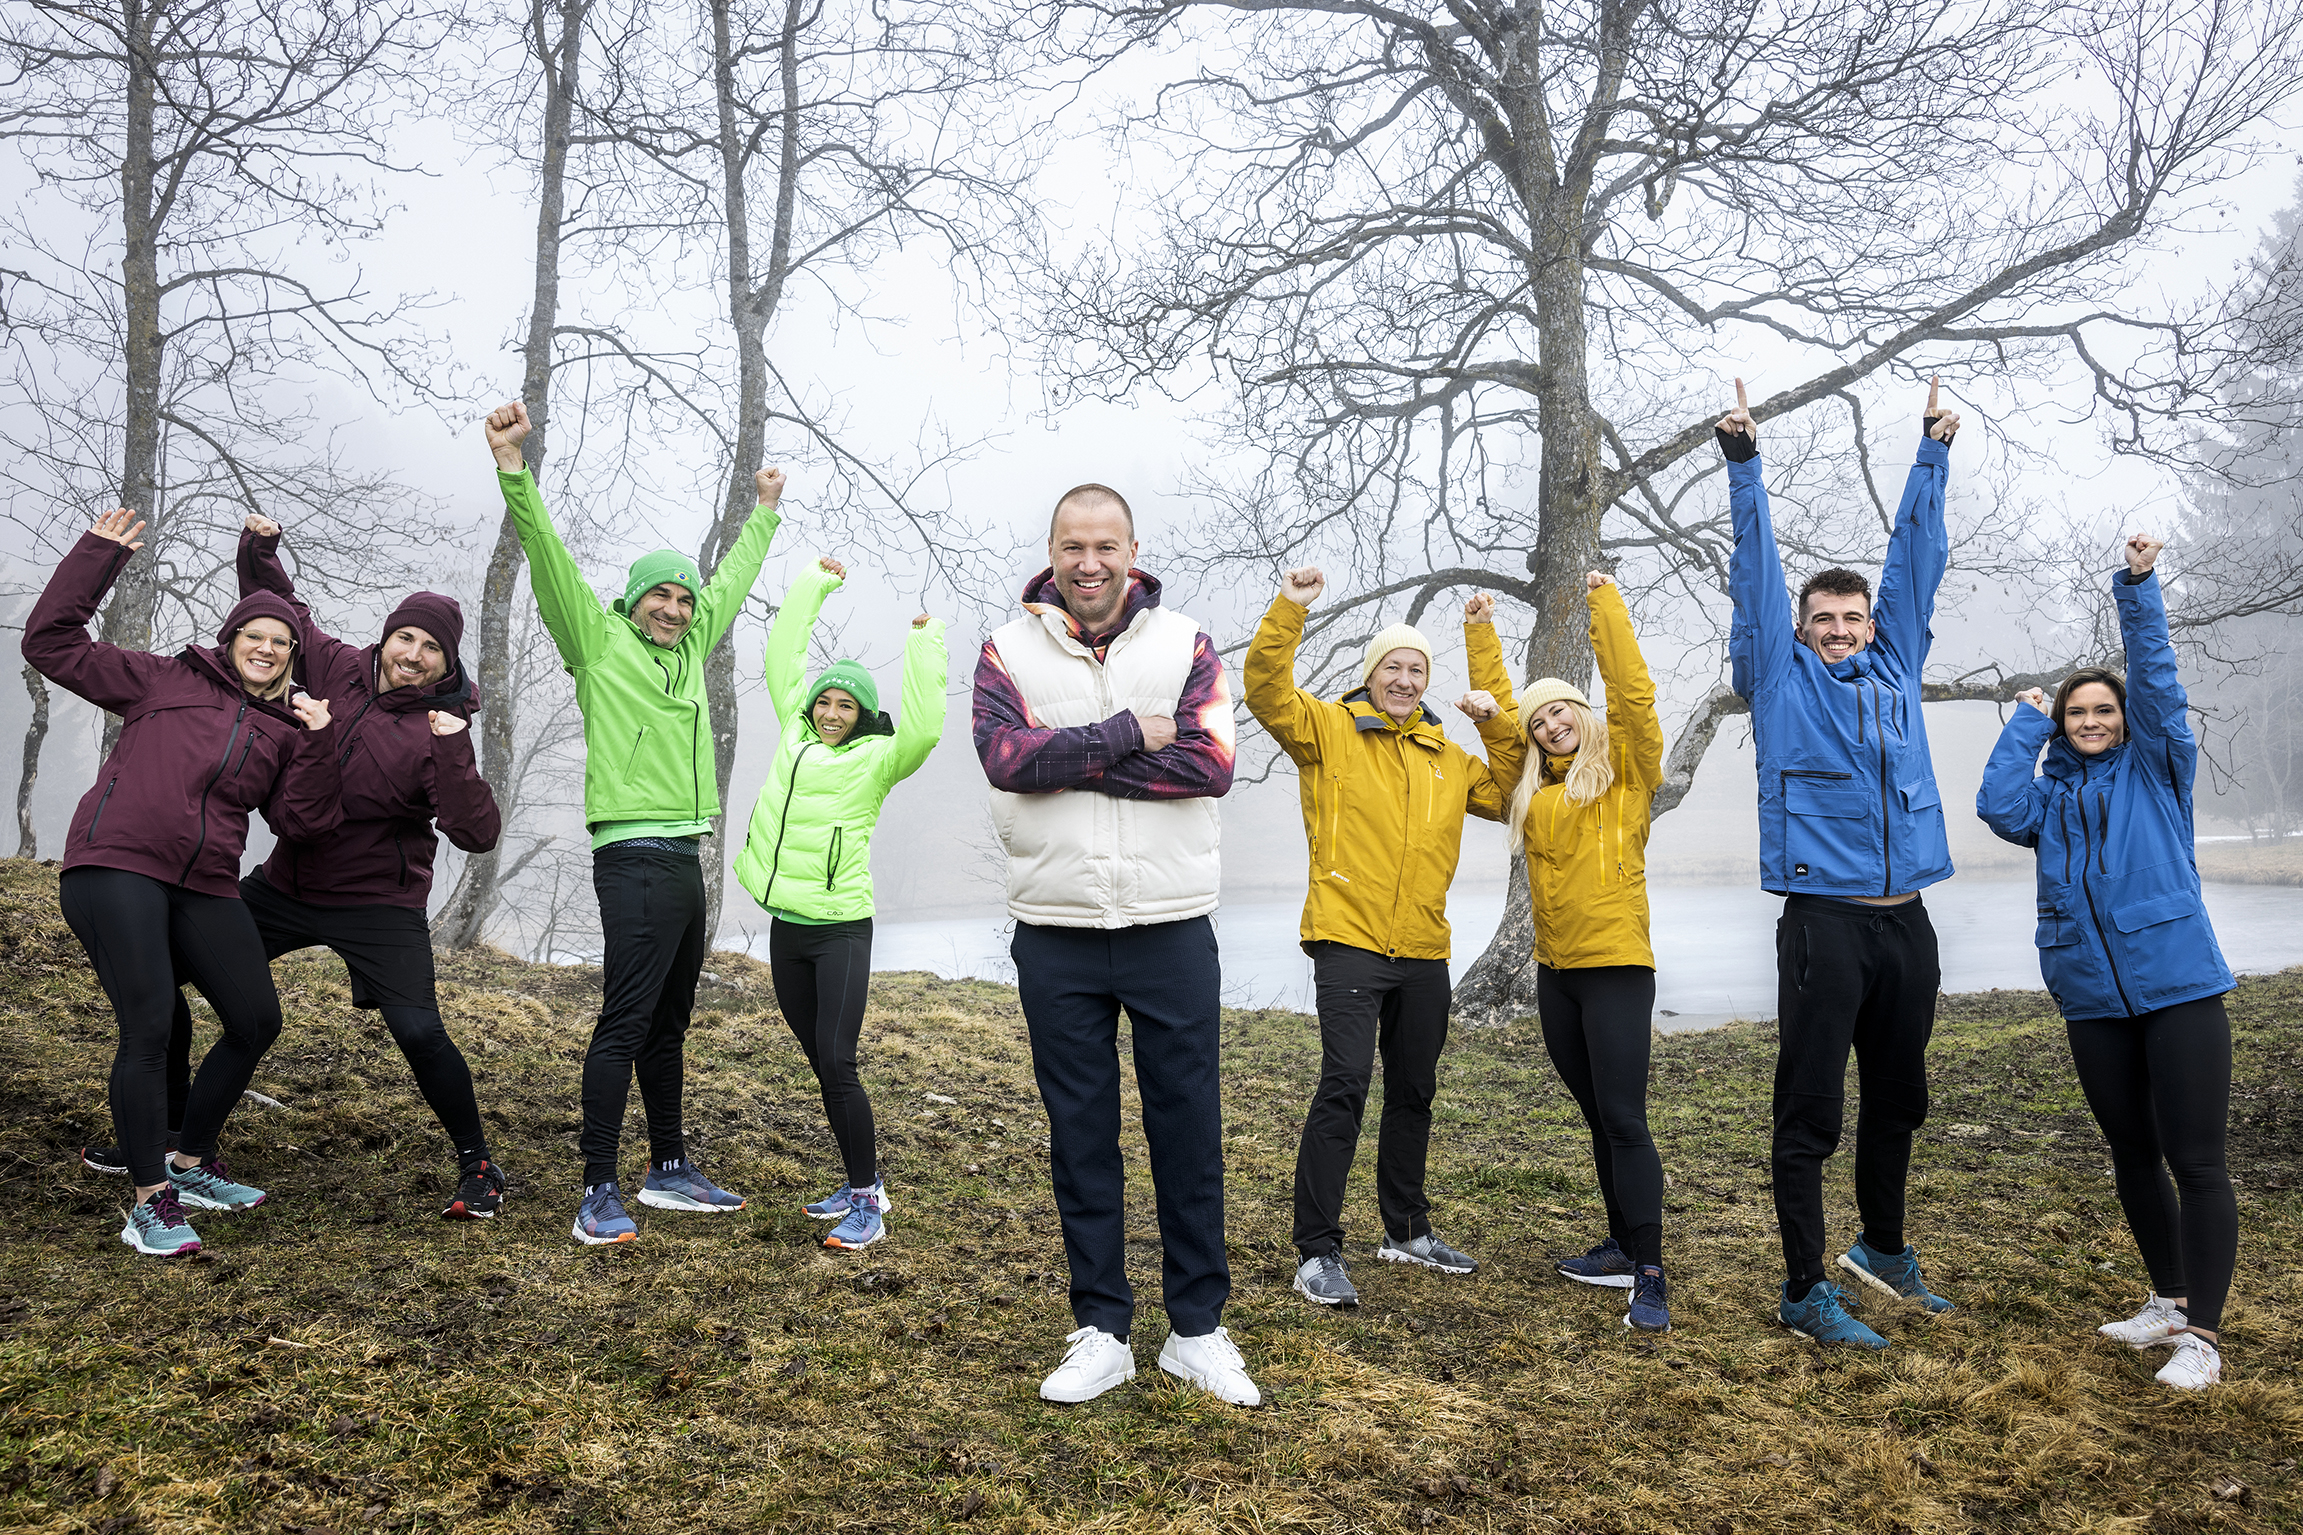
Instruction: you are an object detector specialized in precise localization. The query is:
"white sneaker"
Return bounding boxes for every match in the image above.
[2099,1293,2188,1348]
[1039,1327,1135,1403]
[1157,1326,1262,1407]
[2154,1333,2221,1391]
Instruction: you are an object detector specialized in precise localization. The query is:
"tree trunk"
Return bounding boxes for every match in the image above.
[15,664,49,859]
[435,0,586,948]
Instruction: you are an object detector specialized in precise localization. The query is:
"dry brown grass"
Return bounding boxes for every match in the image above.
[1,857,2300,1533]
[2197,839,2303,887]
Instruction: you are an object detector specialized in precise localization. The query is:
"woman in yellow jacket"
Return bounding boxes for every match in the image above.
[1246,565,1522,1310]
[1494,572,1671,1331]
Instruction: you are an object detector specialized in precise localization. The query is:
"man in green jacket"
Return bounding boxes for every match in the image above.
[484,401,785,1245]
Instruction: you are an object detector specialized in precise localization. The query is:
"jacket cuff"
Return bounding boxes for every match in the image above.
[1714,426,1758,464]
[1915,436,1950,467]
[2116,567,2155,588]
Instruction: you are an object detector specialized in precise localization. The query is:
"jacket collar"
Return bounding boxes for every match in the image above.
[1340,688,1445,742]
[802,709,895,749]
[176,645,310,726]
[366,646,480,716]
[1019,566,1162,650]
[2042,734,2127,783]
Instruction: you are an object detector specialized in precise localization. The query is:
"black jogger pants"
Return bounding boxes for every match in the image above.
[583,841,707,1187]
[768,915,877,1190]
[1537,963,1663,1268]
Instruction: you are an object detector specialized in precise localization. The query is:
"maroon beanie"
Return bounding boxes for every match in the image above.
[381,592,465,672]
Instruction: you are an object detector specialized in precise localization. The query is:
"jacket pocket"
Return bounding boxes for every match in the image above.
[620,726,650,784]
[86,776,118,844]
[2111,891,2200,934]
[2035,911,2079,948]
[1783,773,1863,882]
[825,826,843,891]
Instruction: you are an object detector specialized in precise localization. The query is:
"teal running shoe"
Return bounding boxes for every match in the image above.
[121,1187,203,1258]
[168,1156,266,1211]
[638,1158,745,1213]
[572,1181,638,1245]
[824,1184,886,1250]
[1779,1281,1888,1349]
[1837,1237,1955,1314]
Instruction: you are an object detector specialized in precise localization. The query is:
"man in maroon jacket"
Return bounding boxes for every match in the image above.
[80,515,509,1220]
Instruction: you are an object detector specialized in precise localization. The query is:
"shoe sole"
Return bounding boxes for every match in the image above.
[1556,1268,1636,1289]
[2100,1324,2186,1350]
[637,1189,746,1213]
[1156,1357,1261,1408]
[805,1192,894,1219]
[1039,1364,1135,1404]
[82,1150,128,1176]
[442,1202,500,1220]
[1377,1246,1476,1275]
[120,1223,201,1258]
[1835,1252,1951,1313]
[570,1221,637,1245]
[1291,1274,1358,1307]
[1781,1321,1889,1351]
[1623,1312,1672,1333]
[171,1188,266,1213]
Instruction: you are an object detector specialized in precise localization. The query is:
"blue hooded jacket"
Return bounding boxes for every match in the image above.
[1727,429,1955,897]
[1975,569,2231,1020]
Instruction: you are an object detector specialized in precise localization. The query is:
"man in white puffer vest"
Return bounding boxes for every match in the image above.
[972,482,1258,1408]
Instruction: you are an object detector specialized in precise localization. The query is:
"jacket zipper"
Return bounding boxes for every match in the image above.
[1875,681,1893,897]
[825,826,842,891]
[86,776,117,843]
[395,835,408,890]
[231,731,257,777]
[336,695,380,767]
[761,742,814,908]
[2075,759,2137,1013]
[180,702,249,885]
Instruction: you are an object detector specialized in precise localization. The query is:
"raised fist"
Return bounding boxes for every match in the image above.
[1464,592,1496,625]
[1586,571,1614,590]
[1280,566,1325,607]
[1454,690,1500,723]
[912,613,932,629]
[291,692,333,732]
[756,466,786,506]
[244,514,281,539]
[91,508,147,551]
[2125,535,2164,577]
[484,401,530,456]
[2015,687,2047,714]
[428,710,468,737]
[818,555,846,580]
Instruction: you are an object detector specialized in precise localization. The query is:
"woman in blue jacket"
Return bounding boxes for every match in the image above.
[1977,534,2234,1392]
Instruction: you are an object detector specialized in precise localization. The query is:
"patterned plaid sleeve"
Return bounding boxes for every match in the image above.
[973,637,1145,793]
[1087,632,1235,801]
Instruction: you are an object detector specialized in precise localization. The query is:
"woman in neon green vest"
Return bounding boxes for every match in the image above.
[735,556,945,1250]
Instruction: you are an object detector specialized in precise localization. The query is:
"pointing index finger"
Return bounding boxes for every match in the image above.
[1734,377,1748,411]
[1927,374,1940,414]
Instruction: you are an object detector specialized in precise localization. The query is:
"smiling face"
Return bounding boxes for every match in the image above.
[1530,699,1581,757]
[1048,494,1137,633]
[1798,589,1876,664]
[633,583,695,648]
[1370,648,1429,723]
[811,687,861,746]
[2061,681,2126,755]
[379,626,447,691]
[231,617,295,694]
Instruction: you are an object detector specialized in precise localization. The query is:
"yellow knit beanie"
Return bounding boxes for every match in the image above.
[1360,624,1435,691]
[1519,678,1590,713]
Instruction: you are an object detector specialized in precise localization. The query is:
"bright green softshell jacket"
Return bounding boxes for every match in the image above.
[733,561,947,921]
[497,469,780,831]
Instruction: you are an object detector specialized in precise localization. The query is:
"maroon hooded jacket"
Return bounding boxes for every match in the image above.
[238,527,501,909]
[22,531,344,899]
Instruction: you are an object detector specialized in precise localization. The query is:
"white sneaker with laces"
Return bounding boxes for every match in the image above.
[2099,1293,2187,1348]
[1039,1327,1135,1403]
[1157,1326,1261,1407]
[2154,1333,2221,1391]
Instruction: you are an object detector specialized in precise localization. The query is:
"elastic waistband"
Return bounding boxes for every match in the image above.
[1783,893,1925,919]
[600,835,701,856]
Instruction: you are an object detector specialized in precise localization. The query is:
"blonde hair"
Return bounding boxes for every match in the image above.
[1505,699,1613,844]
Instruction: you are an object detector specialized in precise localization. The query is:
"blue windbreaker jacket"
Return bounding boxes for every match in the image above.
[1728,433,1955,897]
[1975,570,2231,1021]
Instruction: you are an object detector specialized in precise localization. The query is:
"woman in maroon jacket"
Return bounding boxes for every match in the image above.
[83,514,509,1220]
[24,508,339,1259]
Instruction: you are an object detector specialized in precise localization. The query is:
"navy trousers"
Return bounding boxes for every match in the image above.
[1012,916,1229,1340]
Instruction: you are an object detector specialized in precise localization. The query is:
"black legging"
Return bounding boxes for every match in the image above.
[768,916,877,1189]
[59,867,284,1186]
[2066,995,2237,1332]
[1537,964,1663,1268]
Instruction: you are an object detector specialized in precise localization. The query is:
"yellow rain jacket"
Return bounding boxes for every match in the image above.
[1497,582,1664,970]
[1245,595,1524,960]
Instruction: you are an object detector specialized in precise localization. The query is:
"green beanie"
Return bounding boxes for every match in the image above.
[805,659,880,719]
[614,549,700,615]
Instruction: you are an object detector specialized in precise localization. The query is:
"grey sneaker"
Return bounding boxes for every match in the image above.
[1293,1251,1359,1306]
[1377,1230,1477,1274]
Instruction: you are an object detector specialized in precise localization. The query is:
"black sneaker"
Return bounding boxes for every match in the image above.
[1624,1266,1671,1332]
[80,1145,129,1176]
[443,1160,507,1220]
[1554,1235,1637,1289]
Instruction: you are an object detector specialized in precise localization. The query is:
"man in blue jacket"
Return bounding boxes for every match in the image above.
[1722,375,1962,1350]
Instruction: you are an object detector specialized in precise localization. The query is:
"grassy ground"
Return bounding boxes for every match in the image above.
[2197,839,2303,887]
[2,858,2301,1535]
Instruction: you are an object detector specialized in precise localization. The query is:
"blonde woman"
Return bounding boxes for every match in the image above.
[1494,573,1669,1330]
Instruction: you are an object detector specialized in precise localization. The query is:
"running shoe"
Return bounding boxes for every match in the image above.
[1039,1327,1135,1403]
[1554,1235,1637,1288]
[572,1181,638,1245]
[824,1185,886,1250]
[167,1156,267,1211]
[1293,1251,1359,1306]
[443,1160,507,1220]
[2099,1294,2188,1348]
[121,1187,202,1258]
[2154,1333,2221,1390]
[804,1181,896,1219]
[1624,1266,1671,1333]
[80,1145,128,1176]
[1377,1230,1478,1274]
[1158,1326,1261,1407]
[637,1158,746,1213]
[1836,1237,1954,1314]
[1779,1281,1888,1350]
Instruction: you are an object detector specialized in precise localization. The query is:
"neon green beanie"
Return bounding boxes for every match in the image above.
[806,659,880,718]
[614,550,700,615]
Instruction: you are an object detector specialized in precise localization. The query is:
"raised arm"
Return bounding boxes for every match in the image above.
[877,613,949,788]
[1588,576,1663,790]
[20,513,172,713]
[1243,575,1339,768]
[237,517,362,680]
[487,403,610,670]
[1721,379,1795,700]
[974,637,1150,793]
[1975,694,2053,848]
[767,557,844,720]
[2111,539,2191,787]
[1871,377,1959,671]
[1460,594,1526,802]
[693,466,786,656]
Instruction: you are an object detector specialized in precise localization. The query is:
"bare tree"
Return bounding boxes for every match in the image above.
[13,663,47,858]
[1039,0,2303,1019]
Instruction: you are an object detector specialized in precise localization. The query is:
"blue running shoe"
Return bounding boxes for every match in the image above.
[1555,1236,1637,1289]
[804,1181,895,1219]
[1837,1237,1954,1314]
[572,1181,638,1245]
[121,1187,202,1258]
[1779,1281,1888,1350]
[638,1158,746,1213]
[1624,1266,1671,1333]
[824,1184,886,1250]
[168,1155,266,1211]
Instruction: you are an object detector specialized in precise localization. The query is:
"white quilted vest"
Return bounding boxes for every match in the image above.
[987,604,1223,928]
